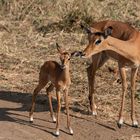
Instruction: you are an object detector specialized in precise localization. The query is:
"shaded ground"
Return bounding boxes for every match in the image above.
[0,91,140,140]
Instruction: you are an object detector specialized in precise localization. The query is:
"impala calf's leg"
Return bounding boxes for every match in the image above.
[117,67,127,128]
[64,89,73,135]
[55,90,61,136]
[46,84,56,122]
[29,82,47,122]
[131,68,138,127]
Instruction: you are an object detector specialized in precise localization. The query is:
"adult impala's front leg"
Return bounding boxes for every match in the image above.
[87,64,97,115]
[131,68,138,127]
[64,88,73,135]
[88,53,108,115]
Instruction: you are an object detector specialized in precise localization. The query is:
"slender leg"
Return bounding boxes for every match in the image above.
[55,89,61,136]
[46,84,56,122]
[131,68,138,127]
[88,52,108,115]
[64,88,73,135]
[117,66,127,128]
[29,82,46,122]
[87,65,97,115]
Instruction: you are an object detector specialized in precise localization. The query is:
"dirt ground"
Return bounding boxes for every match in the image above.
[1,24,140,140]
[0,91,140,140]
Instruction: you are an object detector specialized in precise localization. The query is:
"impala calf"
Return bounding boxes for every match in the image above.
[29,44,76,136]
[80,26,140,127]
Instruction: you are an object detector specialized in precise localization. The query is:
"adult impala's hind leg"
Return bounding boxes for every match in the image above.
[131,68,138,127]
[117,66,127,128]
[46,84,56,122]
[64,88,73,135]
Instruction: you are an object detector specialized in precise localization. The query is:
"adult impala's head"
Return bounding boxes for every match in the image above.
[81,25,113,58]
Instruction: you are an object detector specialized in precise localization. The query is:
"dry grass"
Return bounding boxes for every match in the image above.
[0,0,140,123]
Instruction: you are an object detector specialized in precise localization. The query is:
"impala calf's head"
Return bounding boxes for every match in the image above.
[56,43,78,69]
[81,25,113,58]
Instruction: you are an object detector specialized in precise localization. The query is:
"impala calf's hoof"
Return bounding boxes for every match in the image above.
[69,127,74,135]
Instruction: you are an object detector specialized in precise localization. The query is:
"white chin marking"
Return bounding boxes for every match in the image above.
[30,116,33,122]
[52,116,56,122]
[118,119,124,125]
[55,130,60,136]
[92,111,97,116]
[69,127,73,135]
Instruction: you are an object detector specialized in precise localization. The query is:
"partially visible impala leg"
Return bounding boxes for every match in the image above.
[87,64,96,115]
[88,52,108,115]
[29,81,47,122]
[55,89,61,136]
[131,68,138,127]
[64,88,73,135]
[46,84,56,123]
[117,66,127,128]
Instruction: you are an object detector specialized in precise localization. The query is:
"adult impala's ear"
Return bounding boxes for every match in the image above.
[104,26,113,38]
[80,24,93,34]
[56,43,63,54]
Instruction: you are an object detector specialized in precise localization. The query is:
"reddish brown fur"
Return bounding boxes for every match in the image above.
[82,20,139,127]
[29,46,74,136]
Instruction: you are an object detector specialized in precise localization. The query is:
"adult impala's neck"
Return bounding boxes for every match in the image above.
[105,34,140,63]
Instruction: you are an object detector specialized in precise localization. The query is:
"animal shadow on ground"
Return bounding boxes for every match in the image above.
[0,90,60,136]
[0,90,118,136]
[0,90,91,136]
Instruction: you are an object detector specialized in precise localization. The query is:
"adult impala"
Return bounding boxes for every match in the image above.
[80,24,140,128]
[79,20,139,128]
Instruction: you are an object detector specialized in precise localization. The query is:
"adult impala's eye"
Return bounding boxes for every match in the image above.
[95,39,101,45]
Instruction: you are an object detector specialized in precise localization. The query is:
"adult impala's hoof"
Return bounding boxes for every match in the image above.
[29,120,33,123]
[29,116,33,123]
[132,121,139,128]
[117,119,124,128]
[52,115,56,123]
[55,130,60,136]
[69,127,74,135]
[117,122,122,128]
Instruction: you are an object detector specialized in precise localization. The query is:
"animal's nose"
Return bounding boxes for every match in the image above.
[81,52,86,57]
[75,51,85,57]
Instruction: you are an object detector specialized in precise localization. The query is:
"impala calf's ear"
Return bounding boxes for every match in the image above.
[104,26,113,38]
[56,43,63,54]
